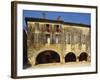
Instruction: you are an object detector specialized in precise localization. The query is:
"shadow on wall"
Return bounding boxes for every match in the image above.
[23,29,31,69]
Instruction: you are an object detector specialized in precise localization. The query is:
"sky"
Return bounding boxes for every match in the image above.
[23,10,91,29]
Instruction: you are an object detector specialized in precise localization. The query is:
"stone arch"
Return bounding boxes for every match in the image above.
[79,52,88,61]
[35,48,61,58]
[65,52,76,62]
[36,50,60,65]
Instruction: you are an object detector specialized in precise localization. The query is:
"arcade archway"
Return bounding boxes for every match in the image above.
[79,52,88,61]
[36,50,60,65]
[65,52,76,62]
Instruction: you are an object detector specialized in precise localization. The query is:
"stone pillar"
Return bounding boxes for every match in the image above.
[60,53,65,64]
[88,56,91,62]
[76,57,79,62]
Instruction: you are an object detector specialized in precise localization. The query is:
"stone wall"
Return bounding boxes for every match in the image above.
[27,21,91,66]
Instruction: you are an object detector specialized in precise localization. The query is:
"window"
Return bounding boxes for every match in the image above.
[45,34,51,44]
[45,24,51,32]
[81,34,86,44]
[66,32,71,44]
[35,23,39,31]
[54,25,61,32]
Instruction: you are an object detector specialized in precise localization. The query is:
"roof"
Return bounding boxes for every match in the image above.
[25,17,90,27]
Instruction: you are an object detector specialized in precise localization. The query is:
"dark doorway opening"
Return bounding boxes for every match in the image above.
[79,52,88,61]
[65,52,76,62]
[36,50,60,65]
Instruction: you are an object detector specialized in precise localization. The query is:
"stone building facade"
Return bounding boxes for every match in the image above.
[25,17,91,66]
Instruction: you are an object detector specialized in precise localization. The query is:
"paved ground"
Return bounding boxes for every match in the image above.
[29,62,90,69]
